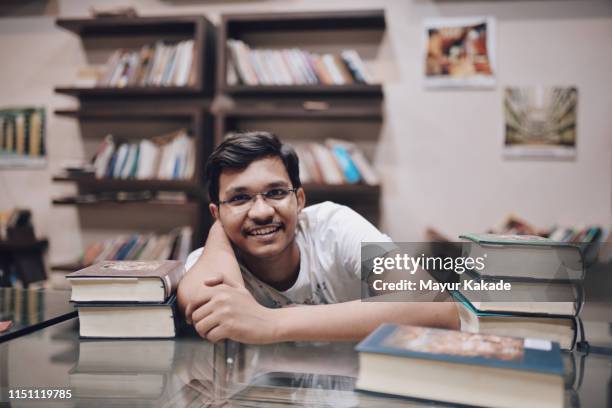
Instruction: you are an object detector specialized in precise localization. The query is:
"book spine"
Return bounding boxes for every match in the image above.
[330,145,361,184]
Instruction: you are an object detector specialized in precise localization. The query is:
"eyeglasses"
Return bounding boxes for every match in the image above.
[217,188,298,211]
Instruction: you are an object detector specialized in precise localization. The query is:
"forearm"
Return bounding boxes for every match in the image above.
[177,221,244,313]
[274,301,459,342]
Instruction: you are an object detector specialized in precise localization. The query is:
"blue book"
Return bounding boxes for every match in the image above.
[330,145,361,184]
[356,324,564,408]
[114,236,139,260]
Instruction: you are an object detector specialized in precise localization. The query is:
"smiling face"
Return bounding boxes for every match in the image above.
[210,156,305,260]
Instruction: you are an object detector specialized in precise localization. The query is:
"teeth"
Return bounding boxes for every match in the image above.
[250,226,279,236]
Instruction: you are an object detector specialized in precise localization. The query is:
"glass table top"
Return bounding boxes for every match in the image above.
[0,314,611,408]
[0,288,76,343]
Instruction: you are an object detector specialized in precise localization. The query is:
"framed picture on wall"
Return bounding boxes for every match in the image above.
[0,107,46,168]
[503,86,577,159]
[423,16,496,88]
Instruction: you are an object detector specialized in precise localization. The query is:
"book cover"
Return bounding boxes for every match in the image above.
[66,260,184,301]
[329,144,361,184]
[461,233,579,248]
[357,324,564,376]
[76,294,179,339]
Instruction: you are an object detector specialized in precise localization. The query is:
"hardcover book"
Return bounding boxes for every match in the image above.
[460,233,584,281]
[356,324,564,408]
[454,292,577,350]
[76,294,178,339]
[66,260,184,303]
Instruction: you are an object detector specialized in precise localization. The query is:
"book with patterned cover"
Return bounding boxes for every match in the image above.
[66,260,184,303]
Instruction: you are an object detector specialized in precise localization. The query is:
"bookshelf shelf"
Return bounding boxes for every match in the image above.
[222,9,386,32]
[218,105,383,121]
[52,176,205,194]
[53,108,198,120]
[50,262,82,272]
[54,86,206,97]
[52,199,200,210]
[56,15,207,36]
[303,183,380,200]
[224,84,383,97]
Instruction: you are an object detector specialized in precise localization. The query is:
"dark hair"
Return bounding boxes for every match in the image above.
[205,131,301,203]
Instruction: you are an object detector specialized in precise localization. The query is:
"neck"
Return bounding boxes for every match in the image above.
[240,240,300,291]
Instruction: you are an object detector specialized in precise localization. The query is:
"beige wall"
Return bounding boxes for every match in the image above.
[0,0,611,264]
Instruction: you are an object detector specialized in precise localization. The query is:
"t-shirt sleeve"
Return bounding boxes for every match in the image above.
[317,202,395,279]
[184,247,203,272]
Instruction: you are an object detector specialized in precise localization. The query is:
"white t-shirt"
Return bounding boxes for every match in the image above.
[185,201,393,307]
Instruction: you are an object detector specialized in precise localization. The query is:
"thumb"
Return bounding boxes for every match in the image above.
[203,275,224,287]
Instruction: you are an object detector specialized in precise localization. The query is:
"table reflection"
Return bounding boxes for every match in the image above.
[0,314,610,407]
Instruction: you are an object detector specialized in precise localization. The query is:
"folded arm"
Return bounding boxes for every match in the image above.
[177,221,244,315]
[187,276,459,344]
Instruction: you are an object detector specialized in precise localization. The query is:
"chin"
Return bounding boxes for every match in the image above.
[244,242,286,259]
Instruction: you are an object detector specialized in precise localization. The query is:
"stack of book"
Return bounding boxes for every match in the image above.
[66,260,184,338]
[454,233,584,350]
[96,40,196,88]
[227,40,372,86]
[91,129,195,180]
[79,226,192,267]
[356,324,564,408]
[293,139,379,186]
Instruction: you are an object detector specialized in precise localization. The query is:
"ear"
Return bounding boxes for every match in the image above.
[296,187,306,212]
[209,203,219,220]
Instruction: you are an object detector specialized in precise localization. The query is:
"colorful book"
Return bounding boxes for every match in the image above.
[356,324,564,408]
[454,291,578,350]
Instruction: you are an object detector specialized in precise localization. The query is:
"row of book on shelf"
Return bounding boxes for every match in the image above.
[87,129,195,180]
[227,39,373,86]
[78,226,192,268]
[294,139,379,185]
[1,287,43,326]
[0,108,45,162]
[92,40,196,88]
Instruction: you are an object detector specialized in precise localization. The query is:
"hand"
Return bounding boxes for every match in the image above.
[186,276,280,344]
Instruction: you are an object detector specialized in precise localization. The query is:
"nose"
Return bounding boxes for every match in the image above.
[247,194,275,222]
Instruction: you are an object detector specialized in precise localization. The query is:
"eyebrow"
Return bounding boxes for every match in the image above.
[225,180,290,195]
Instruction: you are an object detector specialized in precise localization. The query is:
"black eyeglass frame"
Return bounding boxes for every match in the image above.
[216,187,299,207]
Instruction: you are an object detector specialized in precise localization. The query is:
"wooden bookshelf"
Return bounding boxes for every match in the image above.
[56,15,216,95]
[218,9,386,96]
[52,15,218,257]
[215,9,386,225]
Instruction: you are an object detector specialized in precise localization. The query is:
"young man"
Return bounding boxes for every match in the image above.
[178,132,459,344]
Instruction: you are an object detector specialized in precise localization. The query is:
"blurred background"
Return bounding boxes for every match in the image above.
[0,0,610,288]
